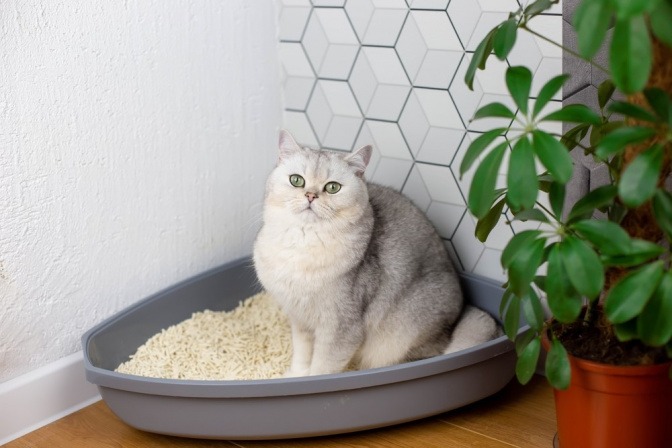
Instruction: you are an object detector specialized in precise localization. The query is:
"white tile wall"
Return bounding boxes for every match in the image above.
[278,0,562,281]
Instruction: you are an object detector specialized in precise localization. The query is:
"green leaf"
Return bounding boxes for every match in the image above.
[508,238,546,297]
[532,130,573,184]
[549,182,565,219]
[500,288,514,319]
[522,287,545,332]
[561,123,591,151]
[494,19,518,60]
[507,137,538,212]
[473,102,516,120]
[560,236,604,300]
[503,294,521,340]
[512,208,549,223]
[567,185,618,222]
[571,219,633,256]
[534,275,547,292]
[602,239,665,267]
[589,120,626,148]
[618,143,664,207]
[651,0,672,47]
[506,66,532,115]
[572,0,612,59]
[643,87,670,122]
[465,28,498,91]
[614,318,640,342]
[612,0,659,18]
[653,190,672,240]
[516,337,541,385]
[524,0,554,16]
[459,129,507,177]
[597,79,616,109]
[605,261,665,324]
[638,272,672,347]
[501,230,543,268]
[533,74,569,118]
[608,101,658,123]
[541,104,601,124]
[468,143,508,219]
[515,328,537,355]
[610,16,652,94]
[475,198,506,242]
[594,126,657,160]
[546,244,583,323]
[546,338,571,390]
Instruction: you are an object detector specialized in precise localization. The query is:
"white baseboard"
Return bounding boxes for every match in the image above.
[0,351,101,445]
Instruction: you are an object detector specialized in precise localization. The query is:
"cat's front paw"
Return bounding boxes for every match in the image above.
[283,367,310,378]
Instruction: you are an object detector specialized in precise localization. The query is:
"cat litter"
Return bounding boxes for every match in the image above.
[83,257,524,440]
[116,293,292,380]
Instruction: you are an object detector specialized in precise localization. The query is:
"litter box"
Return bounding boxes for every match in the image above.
[82,256,525,440]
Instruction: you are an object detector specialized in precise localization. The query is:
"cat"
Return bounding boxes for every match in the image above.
[253,130,500,377]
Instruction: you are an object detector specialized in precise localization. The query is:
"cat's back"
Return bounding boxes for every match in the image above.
[364,183,454,273]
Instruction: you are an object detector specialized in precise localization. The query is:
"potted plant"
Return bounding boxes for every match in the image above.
[461,0,672,446]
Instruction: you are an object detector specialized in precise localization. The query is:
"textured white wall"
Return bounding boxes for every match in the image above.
[0,0,281,382]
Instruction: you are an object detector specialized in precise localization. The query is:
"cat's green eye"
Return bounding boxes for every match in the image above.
[289,174,305,188]
[324,181,341,194]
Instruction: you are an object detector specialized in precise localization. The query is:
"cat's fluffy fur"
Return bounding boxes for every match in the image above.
[253,131,496,377]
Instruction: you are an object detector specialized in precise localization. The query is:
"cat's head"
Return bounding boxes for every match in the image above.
[263,130,372,224]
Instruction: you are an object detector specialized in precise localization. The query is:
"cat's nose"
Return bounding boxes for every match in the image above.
[305,192,317,203]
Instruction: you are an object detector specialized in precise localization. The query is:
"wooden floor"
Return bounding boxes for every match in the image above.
[7,375,556,448]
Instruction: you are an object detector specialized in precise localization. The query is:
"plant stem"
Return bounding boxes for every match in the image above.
[520,25,610,75]
[583,298,600,326]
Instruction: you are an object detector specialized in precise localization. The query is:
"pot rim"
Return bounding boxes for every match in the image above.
[541,327,672,377]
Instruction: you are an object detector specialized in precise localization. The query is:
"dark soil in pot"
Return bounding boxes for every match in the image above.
[551,311,668,366]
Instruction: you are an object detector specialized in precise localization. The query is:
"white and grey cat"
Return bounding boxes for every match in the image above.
[253,130,500,377]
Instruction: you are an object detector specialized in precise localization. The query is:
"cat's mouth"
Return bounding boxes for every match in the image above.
[301,204,320,218]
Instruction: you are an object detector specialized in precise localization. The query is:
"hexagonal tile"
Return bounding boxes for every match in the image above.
[276,0,563,284]
[399,88,465,162]
[407,0,448,9]
[283,110,319,148]
[401,163,466,239]
[302,8,359,80]
[426,201,466,239]
[279,42,316,110]
[278,0,313,42]
[396,11,463,89]
[472,248,506,282]
[306,80,363,150]
[402,165,432,211]
[355,120,413,190]
[349,47,411,121]
[448,0,518,51]
[444,240,464,272]
[345,0,408,46]
[454,212,513,271]
[506,28,543,73]
[449,54,484,129]
[452,214,485,271]
[312,0,345,6]
[531,57,563,99]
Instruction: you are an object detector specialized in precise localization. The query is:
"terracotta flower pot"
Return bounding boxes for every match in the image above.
[543,332,672,448]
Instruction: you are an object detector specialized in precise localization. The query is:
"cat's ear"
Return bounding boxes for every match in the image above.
[345,145,372,178]
[278,130,301,161]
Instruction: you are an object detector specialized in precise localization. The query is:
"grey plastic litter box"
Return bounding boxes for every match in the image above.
[82,256,524,440]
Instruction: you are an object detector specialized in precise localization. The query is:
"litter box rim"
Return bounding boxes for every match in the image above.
[82,257,522,399]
